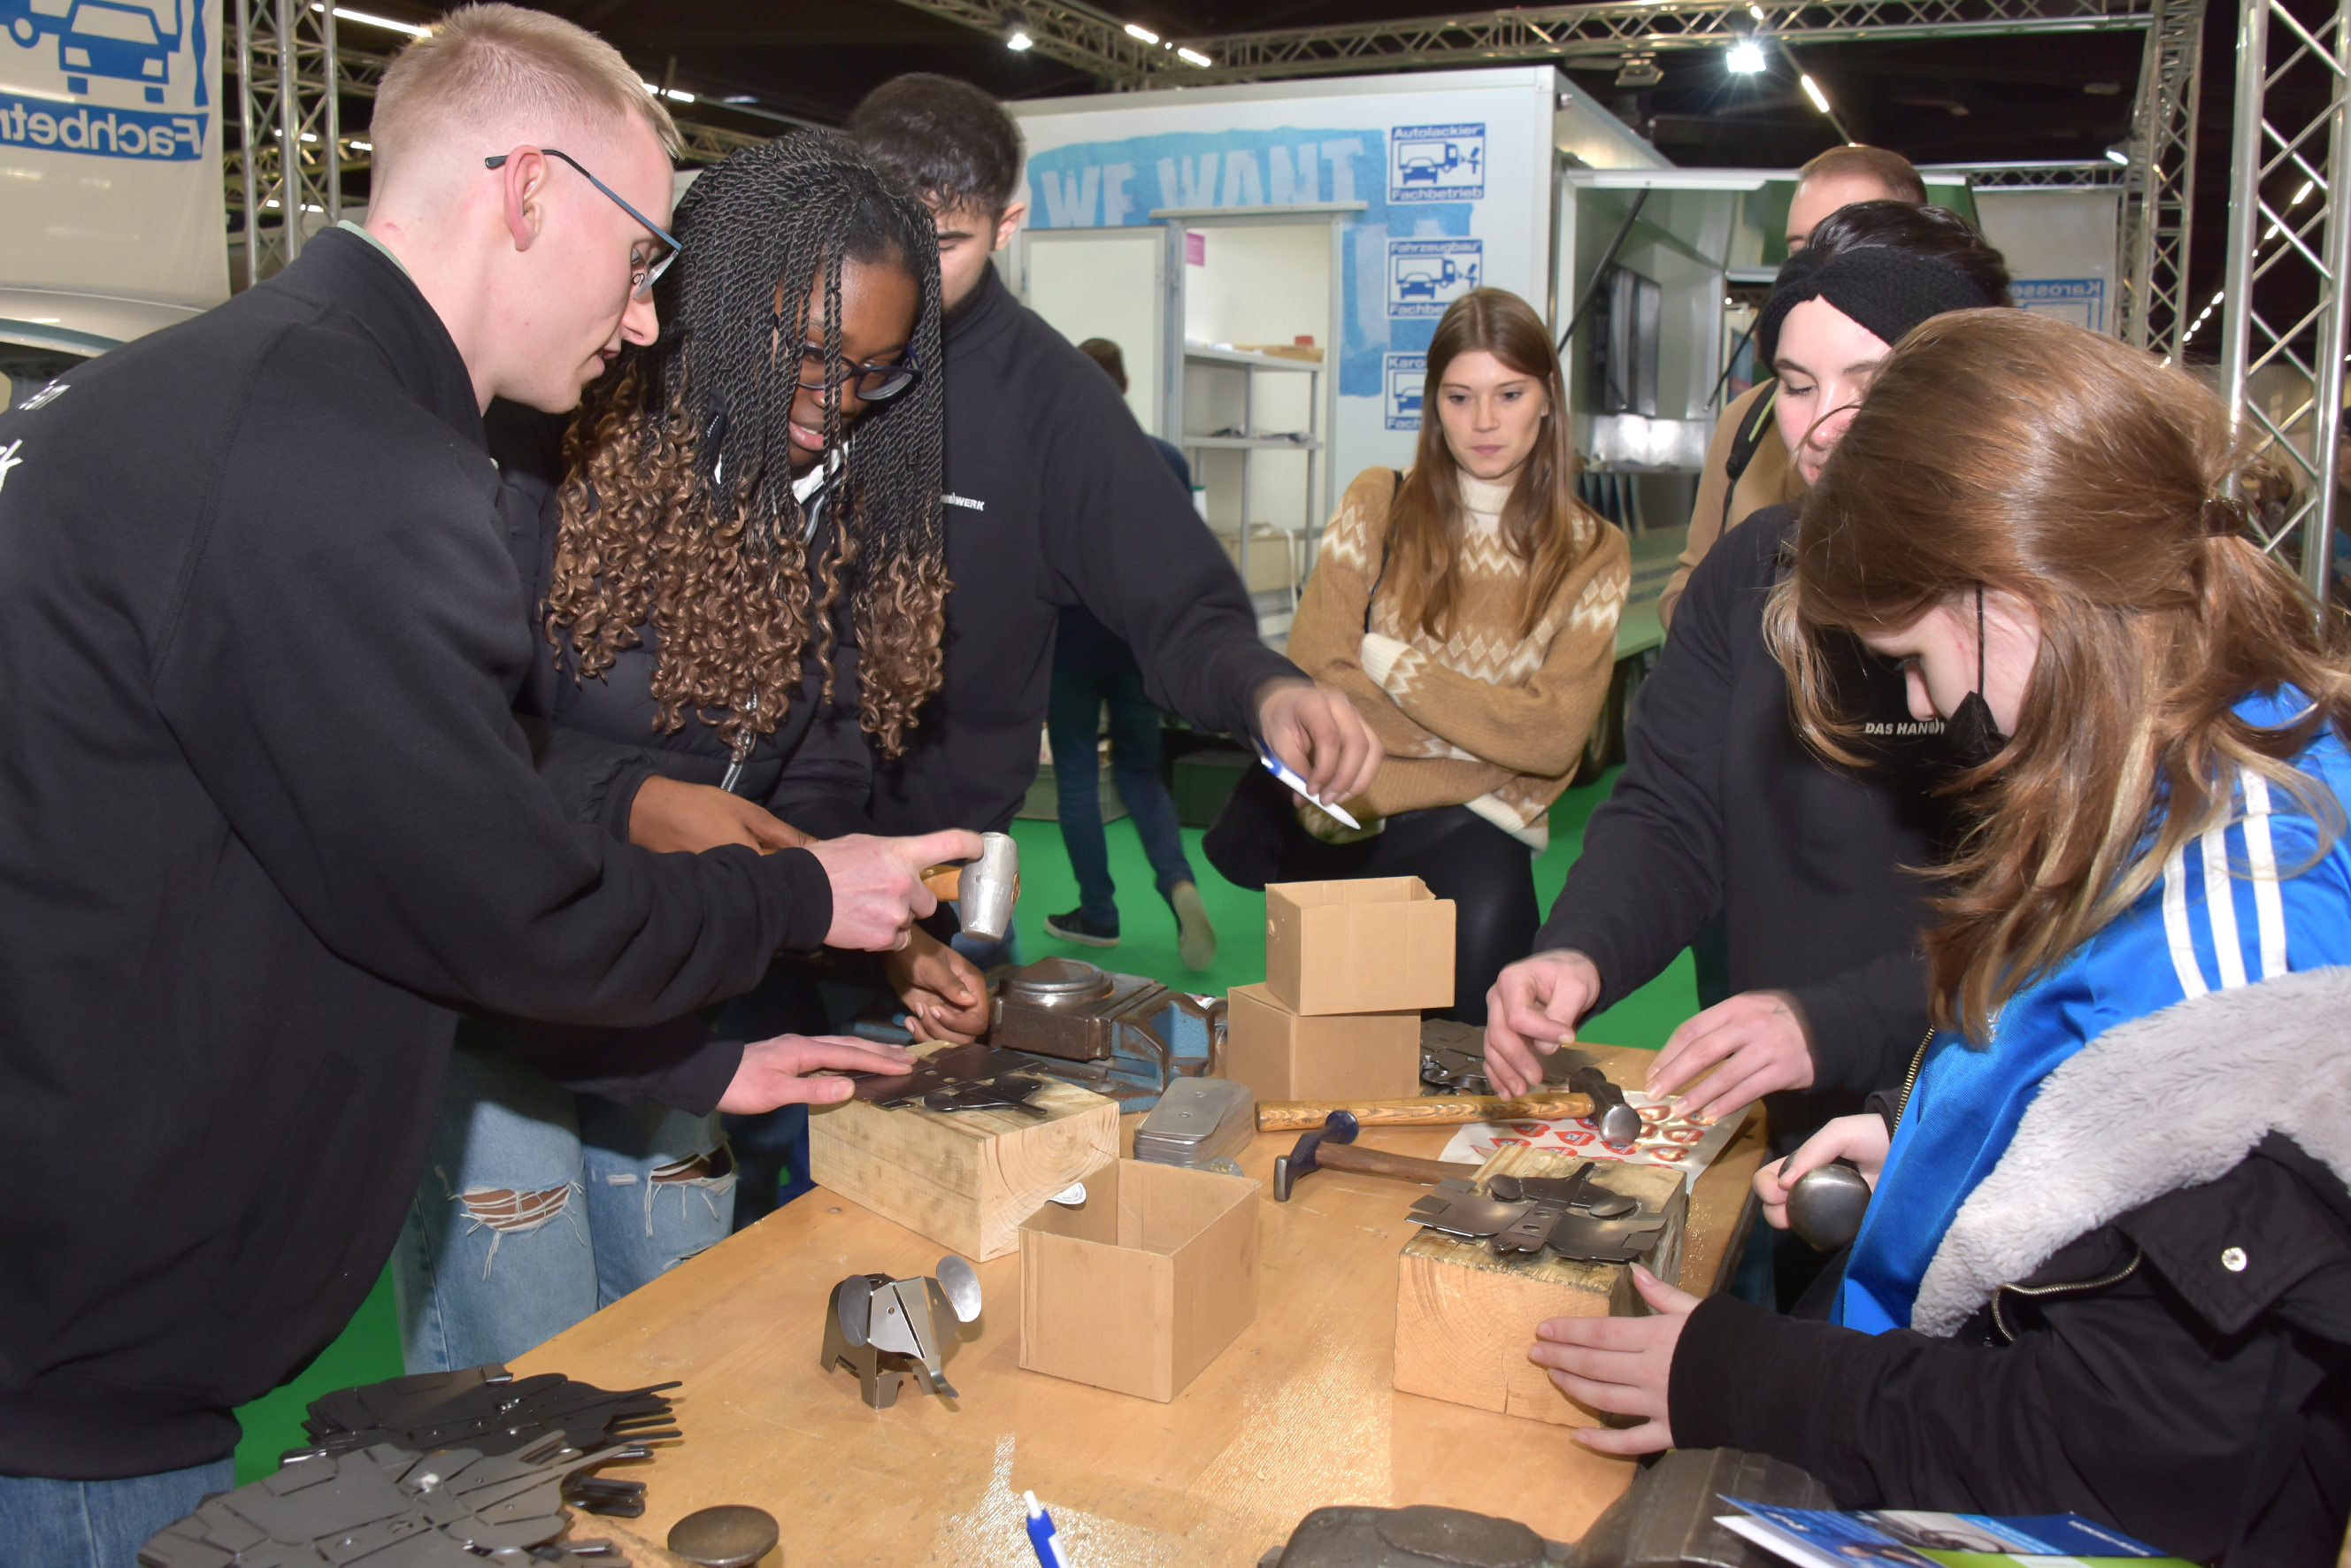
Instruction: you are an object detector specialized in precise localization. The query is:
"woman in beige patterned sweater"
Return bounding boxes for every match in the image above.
[1210,288,1628,1020]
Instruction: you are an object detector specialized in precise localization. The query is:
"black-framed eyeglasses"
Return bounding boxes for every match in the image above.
[794,342,922,404]
[485,148,682,301]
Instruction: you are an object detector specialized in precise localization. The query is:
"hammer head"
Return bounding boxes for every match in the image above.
[1272,1110,1359,1202]
[1567,1065,1645,1149]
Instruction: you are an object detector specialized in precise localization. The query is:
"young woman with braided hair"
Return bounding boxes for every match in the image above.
[1527,312,2351,1559]
[395,132,980,1372]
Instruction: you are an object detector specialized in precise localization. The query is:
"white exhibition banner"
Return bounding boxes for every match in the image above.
[0,0,227,306]
[1012,67,1616,489]
[1973,187,2121,337]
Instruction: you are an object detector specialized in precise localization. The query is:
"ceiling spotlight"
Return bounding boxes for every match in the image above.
[2104,143,2131,165]
[1616,51,1663,88]
[1748,3,1767,17]
[1726,40,1766,73]
[2294,179,2315,204]
[1003,8,1033,49]
[1800,73,1832,115]
[1125,22,1159,44]
[1176,46,1212,66]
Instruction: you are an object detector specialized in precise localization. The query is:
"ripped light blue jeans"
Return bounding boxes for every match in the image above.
[391,1033,735,1373]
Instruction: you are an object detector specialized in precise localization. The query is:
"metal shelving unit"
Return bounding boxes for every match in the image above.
[1179,345,1325,642]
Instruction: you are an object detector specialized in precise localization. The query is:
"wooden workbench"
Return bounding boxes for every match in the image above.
[515,1043,1765,1565]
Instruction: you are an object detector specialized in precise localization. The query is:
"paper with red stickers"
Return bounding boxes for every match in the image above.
[1436,1092,1746,1186]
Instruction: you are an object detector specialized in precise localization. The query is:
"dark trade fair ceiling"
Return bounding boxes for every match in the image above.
[326,0,2247,357]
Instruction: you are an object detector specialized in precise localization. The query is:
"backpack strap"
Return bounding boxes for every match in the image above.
[1719,381,1779,535]
[1364,467,1403,634]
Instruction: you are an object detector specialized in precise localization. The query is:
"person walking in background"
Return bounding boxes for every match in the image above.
[1211,288,1628,1023]
[1042,337,1217,969]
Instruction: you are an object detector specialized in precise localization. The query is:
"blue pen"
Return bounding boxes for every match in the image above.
[1255,742,1362,829]
[1024,1489,1072,1567]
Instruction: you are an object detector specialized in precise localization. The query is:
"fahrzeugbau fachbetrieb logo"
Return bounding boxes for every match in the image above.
[0,0,210,162]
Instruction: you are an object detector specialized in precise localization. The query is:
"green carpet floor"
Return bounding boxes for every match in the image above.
[228,765,1696,1480]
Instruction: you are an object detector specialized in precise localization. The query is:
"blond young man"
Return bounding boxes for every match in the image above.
[0,8,963,1550]
[1656,144,1928,629]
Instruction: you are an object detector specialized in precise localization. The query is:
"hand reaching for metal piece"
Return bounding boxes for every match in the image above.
[1756,1112,1890,1233]
[717,1034,918,1114]
[1645,989,1817,1122]
[1481,949,1603,1097]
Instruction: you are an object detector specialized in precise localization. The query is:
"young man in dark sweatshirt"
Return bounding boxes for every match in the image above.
[845,76,1379,848]
[0,11,964,1553]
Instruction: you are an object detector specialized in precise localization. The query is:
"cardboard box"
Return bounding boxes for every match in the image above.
[1018,1158,1259,1402]
[808,1072,1119,1262]
[1223,982,1421,1101]
[1264,877,1456,1016]
[1393,1146,1686,1426]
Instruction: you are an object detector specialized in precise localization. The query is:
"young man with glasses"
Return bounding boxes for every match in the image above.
[848,77,1381,949]
[0,11,964,1554]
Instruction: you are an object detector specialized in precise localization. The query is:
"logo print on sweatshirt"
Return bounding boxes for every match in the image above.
[18,381,67,413]
[941,493,986,511]
[0,440,21,493]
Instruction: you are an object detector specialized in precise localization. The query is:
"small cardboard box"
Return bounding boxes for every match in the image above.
[1264,876,1456,1016]
[1393,1146,1686,1426]
[1018,1158,1259,1403]
[1223,982,1421,1101]
[808,1071,1118,1262]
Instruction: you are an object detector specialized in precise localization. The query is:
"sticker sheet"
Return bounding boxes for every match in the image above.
[1437,1092,1747,1186]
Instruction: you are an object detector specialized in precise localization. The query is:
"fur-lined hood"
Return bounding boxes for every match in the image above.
[1911,965,2351,1336]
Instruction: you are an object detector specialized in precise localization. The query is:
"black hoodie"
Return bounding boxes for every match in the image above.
[864,265,1301,834]
[0,231,832,1479]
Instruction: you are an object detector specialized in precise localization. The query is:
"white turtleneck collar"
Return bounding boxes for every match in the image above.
[1457,468,1515,523]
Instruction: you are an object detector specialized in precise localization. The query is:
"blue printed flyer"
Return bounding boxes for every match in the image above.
[1717,1498,2195,1568]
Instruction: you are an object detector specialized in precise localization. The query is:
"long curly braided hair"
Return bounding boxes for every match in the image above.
[546,130,948,757]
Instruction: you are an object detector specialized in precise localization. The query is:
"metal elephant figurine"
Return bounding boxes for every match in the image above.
[820,1256,983,1409]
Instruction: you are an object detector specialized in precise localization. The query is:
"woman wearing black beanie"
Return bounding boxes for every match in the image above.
[1485,206,2008,1175]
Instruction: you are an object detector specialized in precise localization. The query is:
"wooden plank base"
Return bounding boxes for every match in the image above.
[1392,1150,1686,1426]
[807,1070,1118,1261]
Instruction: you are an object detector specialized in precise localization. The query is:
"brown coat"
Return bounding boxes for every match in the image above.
[1656,381,1802,630]
[1288,465,1630,850]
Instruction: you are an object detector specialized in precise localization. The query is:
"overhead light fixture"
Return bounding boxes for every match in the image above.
[641,81,695,104]
[1176,46,1212,66]
[1003,8,1033,49]
[311,4,427,36]
[2104,143,2130,165]
[1125,22,1159,44]
[2294,179,2315,204]
[1749,3,1767,17]
[1800,73,1832,115]
[1726,40,1765,73]
[1616,51,1663,88]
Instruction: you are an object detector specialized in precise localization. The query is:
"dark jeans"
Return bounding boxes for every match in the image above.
[1207,772,1538,1025]
[1047,610,1195,926]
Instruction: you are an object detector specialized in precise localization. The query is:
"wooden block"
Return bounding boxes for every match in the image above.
[1019,1158,1260,1403]
[806,1071,1118,1262]
[1393,1148,1686,1426]
[1224,982,1421,1101]
[1264,877,1456,1015]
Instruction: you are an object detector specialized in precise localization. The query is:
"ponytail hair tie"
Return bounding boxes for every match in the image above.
[2201,495,2249,537]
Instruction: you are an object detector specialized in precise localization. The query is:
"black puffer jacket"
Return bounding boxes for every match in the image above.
[1673,970,2351,1562]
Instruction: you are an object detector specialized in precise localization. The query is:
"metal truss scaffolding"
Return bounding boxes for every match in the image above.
[2216,0,2351,596]
[234,0,343,288]
[2118,0,2207,353]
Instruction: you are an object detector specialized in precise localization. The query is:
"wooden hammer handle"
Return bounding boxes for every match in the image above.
[1256,1093,1594,1132]
[1314,1144,1483,1186]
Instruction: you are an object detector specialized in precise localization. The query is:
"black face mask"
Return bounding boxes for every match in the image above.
[1943,583,2007,769]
